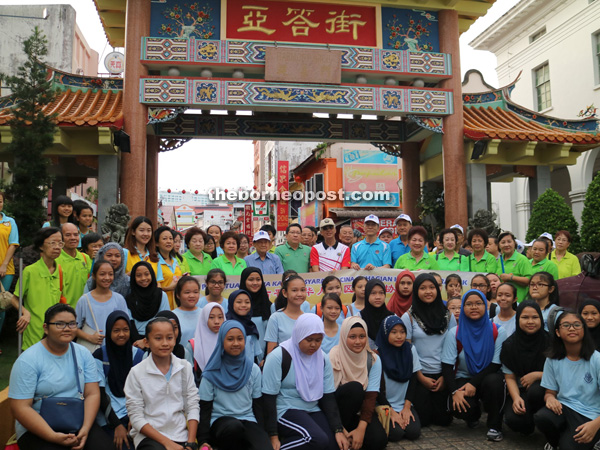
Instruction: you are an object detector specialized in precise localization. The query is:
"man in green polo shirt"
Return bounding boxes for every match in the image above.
[274,223,310,273]
[56,223,91,307]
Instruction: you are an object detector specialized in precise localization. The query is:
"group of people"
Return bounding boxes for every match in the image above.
[4,206,598,450]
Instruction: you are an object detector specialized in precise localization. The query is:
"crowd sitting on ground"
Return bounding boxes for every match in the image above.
[3,199,598,450]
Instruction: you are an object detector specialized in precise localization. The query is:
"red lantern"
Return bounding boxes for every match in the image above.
[253,185,257,190]
[267,183,271,187]
[167,189,171,193]
[195,190,198,194]
[182,190,186,194]
[225,189,228,193]
[294,175,302,183]
[211,216,214,218]
[177,215,180,218]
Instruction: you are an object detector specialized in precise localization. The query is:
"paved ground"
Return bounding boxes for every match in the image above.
[387,415,546,449]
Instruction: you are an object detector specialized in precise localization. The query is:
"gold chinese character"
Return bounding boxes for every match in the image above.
[282,8,320,37]
[237,6,276,35]
[325,10,366,40]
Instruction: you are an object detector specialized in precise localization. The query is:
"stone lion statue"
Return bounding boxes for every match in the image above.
[101,203,130,245]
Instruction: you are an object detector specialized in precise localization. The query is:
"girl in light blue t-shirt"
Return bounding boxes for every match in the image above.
[535,310,600,450]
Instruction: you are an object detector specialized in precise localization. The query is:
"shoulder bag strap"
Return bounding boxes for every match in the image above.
[70,343,83,398]
[85,294,100,332]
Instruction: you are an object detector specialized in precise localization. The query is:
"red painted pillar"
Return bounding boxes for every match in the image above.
[121,0,150,219]
[146,136,159,228]
[402,142,420,219]
[439,10,468,229]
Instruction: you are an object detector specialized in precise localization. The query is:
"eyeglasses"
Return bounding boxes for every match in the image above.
[47,321,78,330]
[46,241,64,248]
[464,301,486,308]
[529,282,549,289]
[208,280,225,286]
[471,283,488,289]
[559,322,583,330]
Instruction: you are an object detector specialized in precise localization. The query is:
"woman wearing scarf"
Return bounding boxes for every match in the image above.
[126,261,170,345]
[85,242,131,298]
[226,289,263,362]
[197,320,270,450]
[441,289,508,442]
[240,267,271,353]
[93,310,144,449]
[188,303,225,386]
[579,299,600,350]
[262,314,348,450]
[359,279,393,351]
[400,273,456,427]
[387,270,415,317]
[500,301,549,436]
[329,317,387,450]
[155,310,193,365]
[376,315,421,442]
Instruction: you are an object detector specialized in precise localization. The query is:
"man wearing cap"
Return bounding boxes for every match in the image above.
[244,231,284,274]
[389,214,418,266]
[350,215,391,270]
[450,224,472,256]
[274,223,310,273]
[310,218,351,272]
[378,228,394,244]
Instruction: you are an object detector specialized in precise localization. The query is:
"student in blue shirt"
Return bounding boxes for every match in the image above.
[376,315,422,442]
[9,303,111,450]
[320,293,343,354]
[197,320,270,450]
[329,317,387,450]
[441,289,508,442]
[226,290,263,363]
[534,310,600,450]
[92,310,144,448]
[527,271,559,331]
[172,276,202,344]
[350,215,392,270]
[262,314,349,450]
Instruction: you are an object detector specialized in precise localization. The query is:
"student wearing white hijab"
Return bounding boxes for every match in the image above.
[262,314,350,450]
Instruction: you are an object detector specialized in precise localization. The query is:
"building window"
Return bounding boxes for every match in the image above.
[530,27,546,43]
[595,32,600,85]
[534,63,551,111]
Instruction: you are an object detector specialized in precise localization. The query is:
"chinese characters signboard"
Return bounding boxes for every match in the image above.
[244,204,252,234]
[276,161,289,231]
[226,0,377,46]
[104,52,125,74]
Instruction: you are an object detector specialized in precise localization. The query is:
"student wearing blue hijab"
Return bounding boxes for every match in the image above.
[441,289,508,442]
[226,289,263,363]
[376,315,422,442]
[197,320,270,450]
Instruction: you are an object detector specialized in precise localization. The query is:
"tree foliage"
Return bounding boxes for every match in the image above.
[1,27,57,246]
[581,173,600,252]
[416,183,444,240]
[526,188,581,253]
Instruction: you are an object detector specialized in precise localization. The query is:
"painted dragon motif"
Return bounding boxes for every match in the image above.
[255,88,298,102]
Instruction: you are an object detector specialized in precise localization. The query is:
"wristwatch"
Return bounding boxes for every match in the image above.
[183,443,198,450]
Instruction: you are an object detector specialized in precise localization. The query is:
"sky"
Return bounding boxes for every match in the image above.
[0,0,521,192]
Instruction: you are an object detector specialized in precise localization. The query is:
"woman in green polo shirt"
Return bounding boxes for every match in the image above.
[210,231,247,276]
[530,239,559,280]
[496,231,532,303]
[182,228,212,276]
[12,227,65,350]
[550,230,582,279]
[436,228,461,271]
[394,226,439,271]
[461,229,498,274]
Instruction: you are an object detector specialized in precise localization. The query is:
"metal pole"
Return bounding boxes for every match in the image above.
[17,257,23,355]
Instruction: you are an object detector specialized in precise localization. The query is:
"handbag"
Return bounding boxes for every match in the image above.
[375,405,391,436]
[39,343,85,433]
[0,282,12,310]
[78,294,101,353]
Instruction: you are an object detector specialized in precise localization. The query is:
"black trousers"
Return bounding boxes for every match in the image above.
[534,405,600,450]
[209,417,271,450]
[412,372,453,427]
[335,382,388,450]
[278,409,337,450]
[388,405,421,442]
[504,380,545,435]
[450,374,506,431]
[18,423,112,450]
[137,437,186,450]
